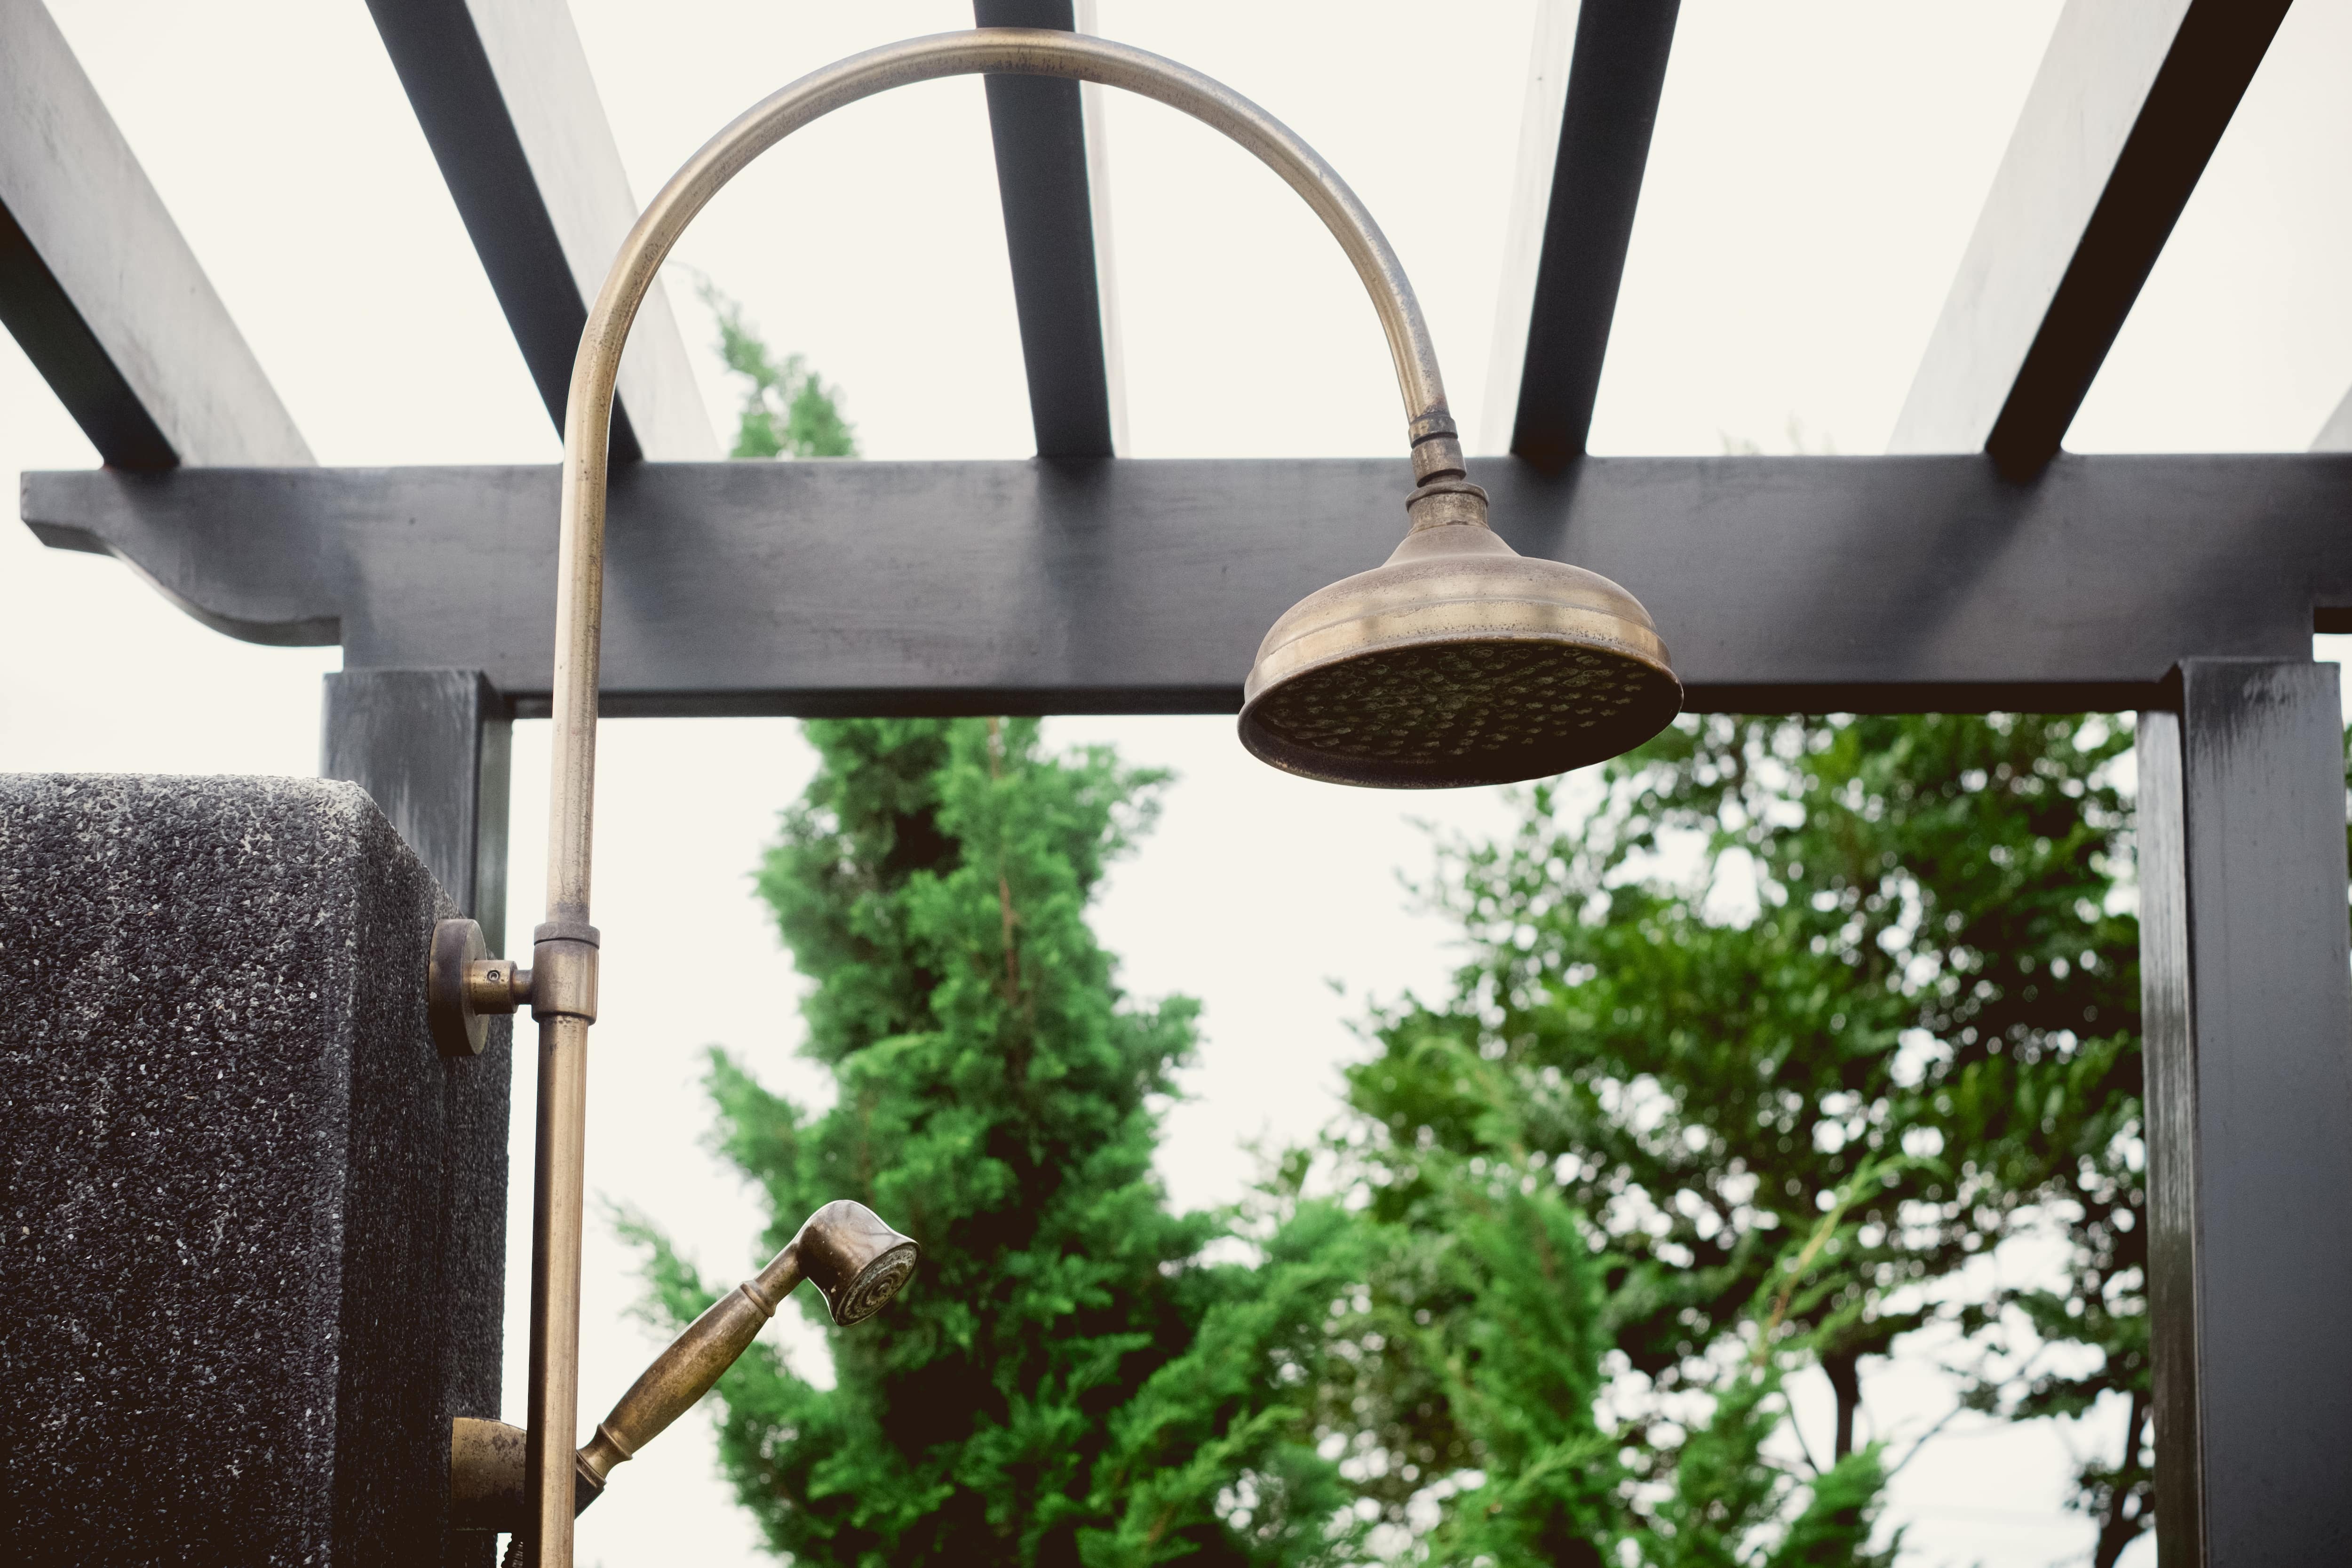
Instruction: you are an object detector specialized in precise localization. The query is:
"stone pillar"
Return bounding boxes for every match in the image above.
[0,775,510,1567]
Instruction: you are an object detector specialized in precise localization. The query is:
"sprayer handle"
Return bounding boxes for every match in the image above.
[575,1244,802,1484]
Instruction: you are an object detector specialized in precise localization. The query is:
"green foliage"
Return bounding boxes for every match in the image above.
[631,719,1367,1566]
[699,279,858,458]
[1408,1180,1617,1568]
[1329,713,2143,1562]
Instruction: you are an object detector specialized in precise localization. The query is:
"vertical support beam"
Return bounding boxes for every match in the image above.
[973,0,1116,458]
[1482,0,1680,465]
[323,670,512,955]
[2139,661,2352,1565]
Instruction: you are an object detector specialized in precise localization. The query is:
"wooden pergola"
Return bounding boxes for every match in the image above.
[4,2,2343,1559]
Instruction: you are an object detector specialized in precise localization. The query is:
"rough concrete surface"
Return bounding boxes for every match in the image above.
[0,775,509,1567]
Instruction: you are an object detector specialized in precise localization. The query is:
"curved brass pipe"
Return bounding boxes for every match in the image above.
[519,31,1469,1565]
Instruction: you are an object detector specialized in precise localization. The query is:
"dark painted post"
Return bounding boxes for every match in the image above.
[2138,660,2352,1564]
[323,669,513,954]
[320,668,514,1568]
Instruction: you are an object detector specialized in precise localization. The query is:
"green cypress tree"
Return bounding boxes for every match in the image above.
[698,279,858,459]
[627,718,1366,1566]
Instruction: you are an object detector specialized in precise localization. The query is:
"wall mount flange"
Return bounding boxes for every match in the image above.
[428,917,529,1058]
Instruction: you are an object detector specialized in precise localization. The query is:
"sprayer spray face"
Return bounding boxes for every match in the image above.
[795,1200,922,1327]
[833,1244,920,1325]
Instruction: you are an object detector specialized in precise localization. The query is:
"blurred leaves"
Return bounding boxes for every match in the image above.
[699,279,858,459]
[1322,713,2145,1562]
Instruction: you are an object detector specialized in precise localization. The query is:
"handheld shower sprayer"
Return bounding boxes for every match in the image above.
[451,1201,917,1536]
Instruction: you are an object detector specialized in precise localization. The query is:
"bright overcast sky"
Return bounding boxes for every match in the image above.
[7,3,2352,1564]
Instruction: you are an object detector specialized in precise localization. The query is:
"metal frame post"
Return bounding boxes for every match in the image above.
[2138,660,2352,1565]
[323,669,514,953]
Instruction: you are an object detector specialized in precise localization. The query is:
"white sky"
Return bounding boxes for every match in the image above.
[8,2,2352,1563]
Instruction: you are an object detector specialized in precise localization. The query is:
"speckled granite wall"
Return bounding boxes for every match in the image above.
[0,775,509,1567]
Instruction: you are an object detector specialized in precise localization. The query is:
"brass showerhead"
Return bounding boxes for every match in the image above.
[1240,485,1681,788]
[795,1200,921,1327]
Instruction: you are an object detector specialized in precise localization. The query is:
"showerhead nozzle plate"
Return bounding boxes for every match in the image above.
[1239,525,1682,789]
[1242,635,1681,788]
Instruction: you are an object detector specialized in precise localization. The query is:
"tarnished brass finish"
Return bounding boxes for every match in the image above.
[456,1204,916,1541]
[528,921,599,1024]
[451,1417,531,1532]
[447,1417,603,1534]
[795,1200,922,1327]
[1239,496,1681,788]
[451,1416,525,1530]
[428,918,491,1058]
[466,958,531,1012]
[430,918,537,1056]
[526,1013,590,1561]
[514,27,1663,1563]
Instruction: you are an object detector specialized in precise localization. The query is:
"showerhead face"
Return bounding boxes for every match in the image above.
[1239,523,1681,788]
[793,1200,921,1327]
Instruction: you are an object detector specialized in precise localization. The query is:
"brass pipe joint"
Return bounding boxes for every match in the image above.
[529,921,600,1024]
[429,916,602,1057]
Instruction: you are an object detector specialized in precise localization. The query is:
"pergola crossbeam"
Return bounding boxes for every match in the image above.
[27,453,2352,716]
[0,0,309,469]
[1889,0,2290,476]
[365,0,714,462]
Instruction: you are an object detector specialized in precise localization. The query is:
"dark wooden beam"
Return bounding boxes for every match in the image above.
[2140,665,2352,1566]
[972,1,1115,458]
[0,0,309,469]
[1491,0,1681,468]
[364,0,714,462]
[26,453,2352,716]
[1891,0,2291,478]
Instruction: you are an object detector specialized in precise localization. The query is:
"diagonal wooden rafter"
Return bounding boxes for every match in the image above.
[972,0,1119,458]
[1483,0,1682,467]
[365,0,714,462]
[0,0,310,469]
[1890,0,2291,478]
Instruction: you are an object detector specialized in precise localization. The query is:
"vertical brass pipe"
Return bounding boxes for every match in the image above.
[524,1016,590,1565]
[522,30,1460,1562]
